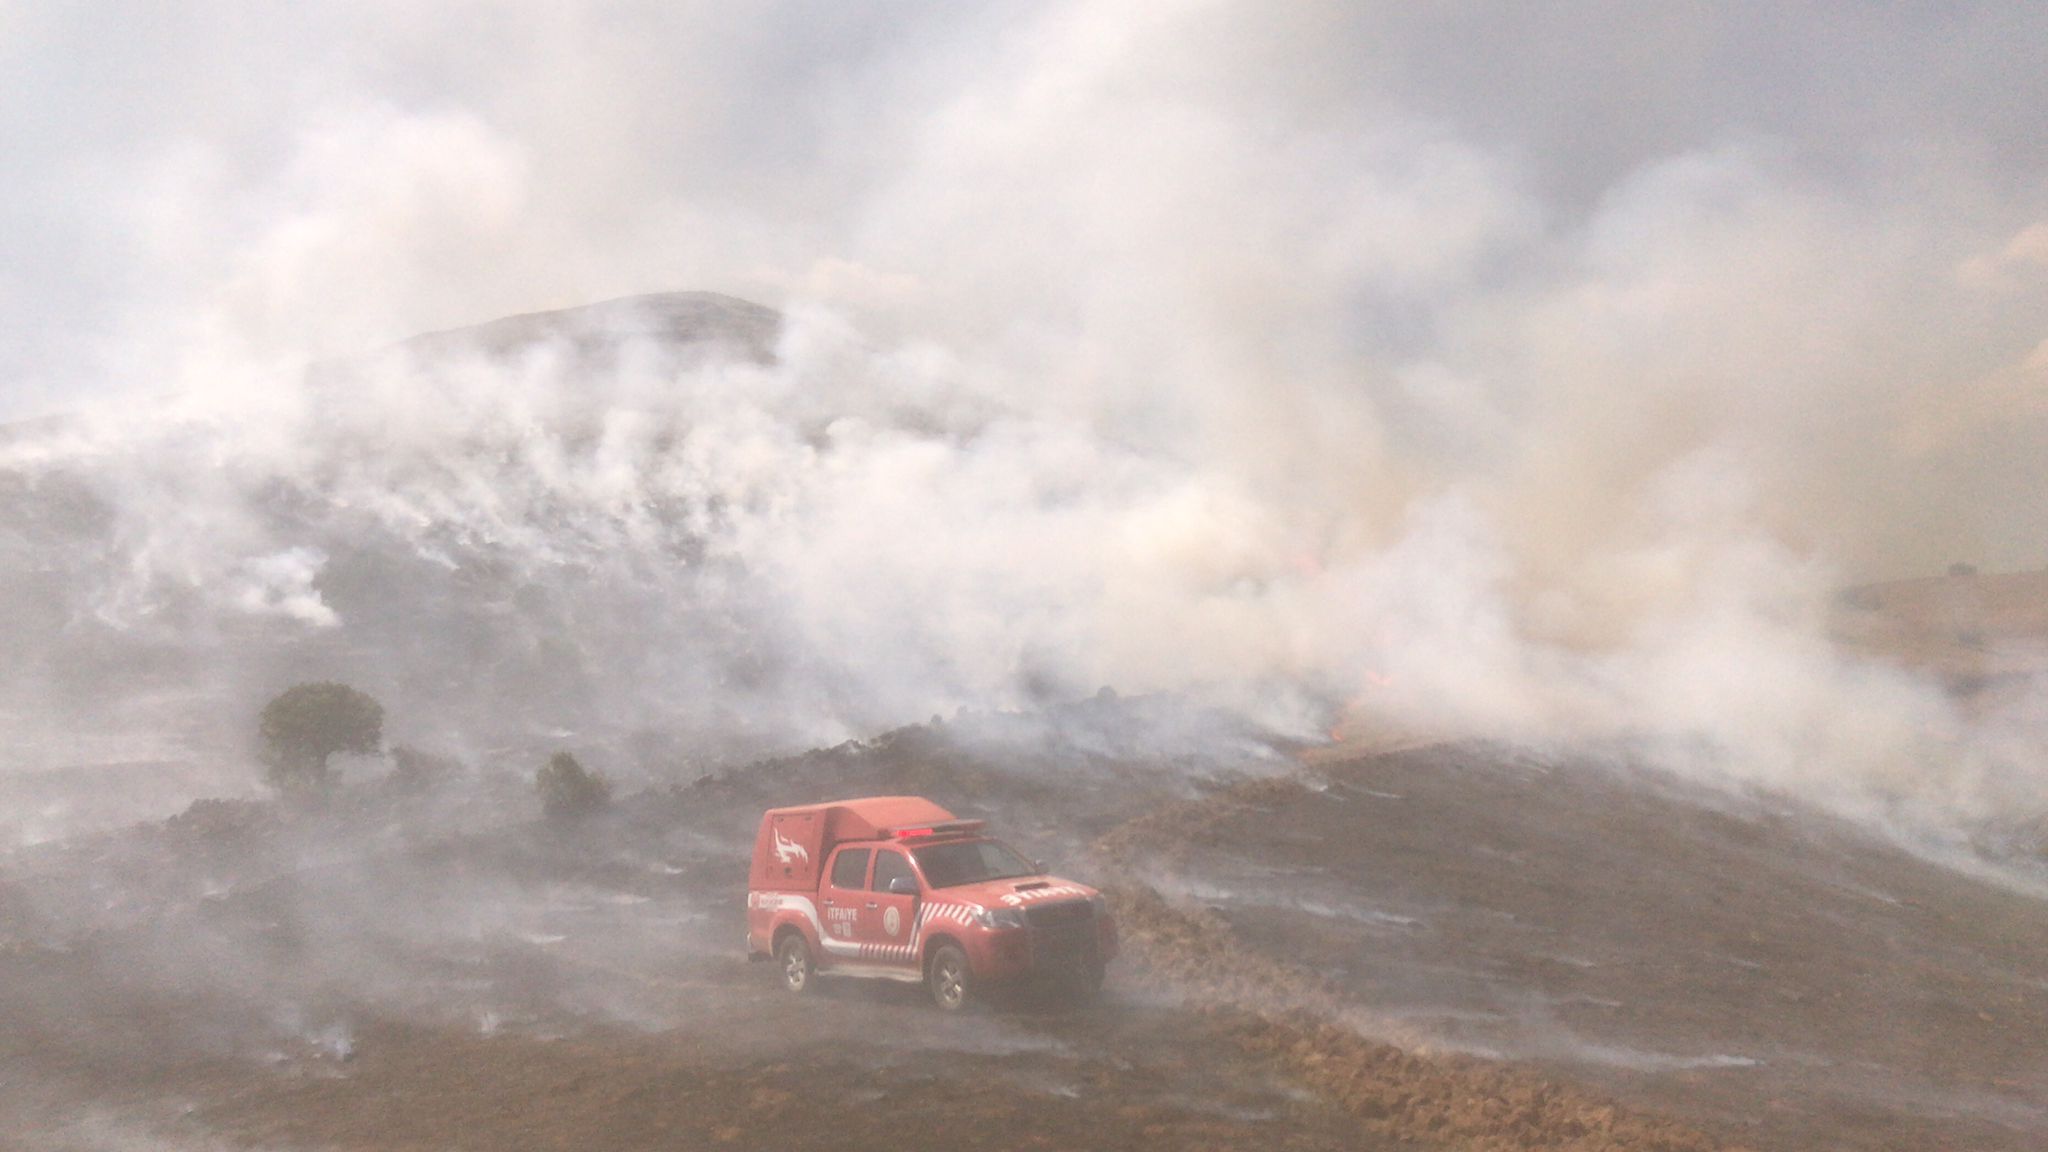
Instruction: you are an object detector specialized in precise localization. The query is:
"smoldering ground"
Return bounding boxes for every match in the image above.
[0,699,1323,1152]
[0,680,1268,1011]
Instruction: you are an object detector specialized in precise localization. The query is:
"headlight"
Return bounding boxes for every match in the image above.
[974,906,1027,930]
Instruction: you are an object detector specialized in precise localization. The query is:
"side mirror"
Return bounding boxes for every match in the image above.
[1033,859,1047,874]
[888,876,919,896]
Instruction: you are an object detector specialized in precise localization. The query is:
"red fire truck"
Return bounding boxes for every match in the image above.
[745,796,1117,1009]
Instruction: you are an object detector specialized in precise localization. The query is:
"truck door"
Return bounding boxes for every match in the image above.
[859,847,921,968]
[819,846,871,957]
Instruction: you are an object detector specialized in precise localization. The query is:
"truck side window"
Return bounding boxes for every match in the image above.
[829,848,871,890]
[870,850,915,893]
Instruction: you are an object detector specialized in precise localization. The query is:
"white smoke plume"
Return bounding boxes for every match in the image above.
[3,2,2047,850]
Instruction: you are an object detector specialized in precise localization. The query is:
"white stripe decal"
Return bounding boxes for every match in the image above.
[902,899,982,968]
[754,891,987,968]
[753,892,862,956]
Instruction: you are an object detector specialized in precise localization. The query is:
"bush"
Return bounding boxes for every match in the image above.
[388,744,463,792]
[536,751,611,819]
[258,682,384,793]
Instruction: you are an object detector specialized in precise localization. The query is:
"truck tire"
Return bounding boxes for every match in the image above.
[777,933,815,995]
[927,943,972,1011]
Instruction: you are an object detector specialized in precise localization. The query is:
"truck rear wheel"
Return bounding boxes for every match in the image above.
[927,944,972,1011]
[776,933,815,994]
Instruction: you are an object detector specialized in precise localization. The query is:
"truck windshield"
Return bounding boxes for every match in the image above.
[910,839,1037,889]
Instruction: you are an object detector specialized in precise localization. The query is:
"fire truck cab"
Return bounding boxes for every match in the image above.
[745,796,1117,1010]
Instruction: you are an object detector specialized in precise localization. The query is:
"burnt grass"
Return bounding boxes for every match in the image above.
[5,706,2047,1150]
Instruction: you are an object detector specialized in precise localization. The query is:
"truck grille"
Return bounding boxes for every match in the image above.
[1025,899,1094,928]
[1025,900,1098,969]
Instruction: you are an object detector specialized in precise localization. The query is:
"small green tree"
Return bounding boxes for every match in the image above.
[536,751,611,819]
[258,682,384,793]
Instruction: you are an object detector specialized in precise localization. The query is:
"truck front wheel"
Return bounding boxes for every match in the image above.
[927,944,972,1011]
[777,933,815,994]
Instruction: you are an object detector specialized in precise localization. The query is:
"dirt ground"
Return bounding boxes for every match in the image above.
[4,711,2046,1151]
[1101,744,2048,1151]
[0,957,1384,1152]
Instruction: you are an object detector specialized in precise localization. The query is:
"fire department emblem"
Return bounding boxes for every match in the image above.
[772,828,809,865]
[883,906,902,936]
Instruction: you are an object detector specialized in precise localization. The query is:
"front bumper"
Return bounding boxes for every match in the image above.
[969,899,1117,981]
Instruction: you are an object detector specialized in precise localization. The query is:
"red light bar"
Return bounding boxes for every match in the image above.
[897,827,936,839]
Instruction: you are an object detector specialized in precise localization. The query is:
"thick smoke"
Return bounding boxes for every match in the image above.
[3,2,2047,852]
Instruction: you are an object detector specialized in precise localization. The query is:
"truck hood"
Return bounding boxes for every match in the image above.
[931,875,1100,911]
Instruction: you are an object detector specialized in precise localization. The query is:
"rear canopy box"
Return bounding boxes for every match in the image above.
[750,796,958,891]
